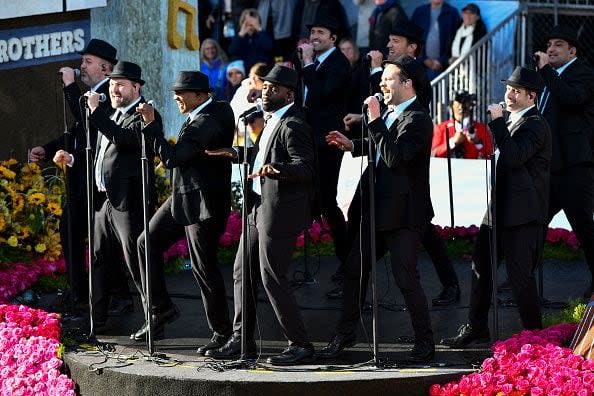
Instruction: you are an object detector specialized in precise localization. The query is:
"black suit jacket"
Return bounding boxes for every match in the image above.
[250,104,315,239]
[43,80,110,199]
[538,58,594,172]
[352,99,434,231]
[89,96,162,212]
[300,48,351,147]
[143,100,235,226]
[487,107,552,228]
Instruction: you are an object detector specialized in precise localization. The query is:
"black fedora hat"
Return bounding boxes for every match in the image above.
[79,39,117,64]
[306,14,340,35]
[462,3,481,16]
[501,66,544,92]
[172,71,212,92]
[383,55,427,91]
[390,18,425,45]
[110,61,145,85]
[261,65,299,91]
[546,25,579,48]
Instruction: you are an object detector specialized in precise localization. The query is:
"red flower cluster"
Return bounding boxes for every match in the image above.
[0,258,66,304]
[430,323,594,396]
[547,227,581,249]
[434,224,481,240]
[0,304,75,395]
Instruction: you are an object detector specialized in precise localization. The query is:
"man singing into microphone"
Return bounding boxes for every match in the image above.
[54,61,163,333]
[29,39,131,317]
[205,65,317,365]
[135,71,235,348]
[319,55,435,362]
[442,67,552,347]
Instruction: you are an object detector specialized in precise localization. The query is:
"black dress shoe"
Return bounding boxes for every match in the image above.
[408,339,435,363]
[197,333,231,355]
[130,304,180,341]
[441,323,490,347]
[326,286,344,300]
[266,344,315,366]
[107,298,133,316]
[317,333,357,359]
[432,285,460,306]
[205,334,257,360]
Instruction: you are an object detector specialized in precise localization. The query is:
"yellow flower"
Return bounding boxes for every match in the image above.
[0,215,5,232]
[0,165,16,179]
[47,202,63,216]
[25,245,31,252]
[155,166,166,177]
[27,192,46,206]
[11,194,25,212]
[7,235,18,247]
[19,226,31,238]
[34,243,47,253]
[167,137,177,144]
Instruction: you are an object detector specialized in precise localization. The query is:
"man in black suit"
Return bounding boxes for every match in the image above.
[32,39,131,315]
[319,56,436,363]
[442,67,552,347]
[55,61,163,331]
[206,65,317,365]
[337,18,460,307]
[134,71,234,347]
[534,25,594,298]
[297,15,351,280]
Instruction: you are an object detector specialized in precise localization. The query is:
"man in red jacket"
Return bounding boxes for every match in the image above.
[431,91,493,159]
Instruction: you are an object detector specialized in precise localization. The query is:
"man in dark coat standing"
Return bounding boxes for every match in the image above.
[55,61,163,331]
[297,14,352,280]
[534,25,594,298]
[442,67,552,347]
[318,56,436,363]
[206,66,317,365]
[134,71,234,347]
[31,39,130,315]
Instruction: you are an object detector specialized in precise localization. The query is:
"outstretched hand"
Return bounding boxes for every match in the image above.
[248,164,279,179]
[325,130,353,152]
[204,148,237,158]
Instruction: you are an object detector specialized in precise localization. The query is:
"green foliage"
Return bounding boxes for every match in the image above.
[543,298,587,328]
[32,273,68,293]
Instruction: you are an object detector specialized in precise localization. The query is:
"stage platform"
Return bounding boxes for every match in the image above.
[57,254,588,396]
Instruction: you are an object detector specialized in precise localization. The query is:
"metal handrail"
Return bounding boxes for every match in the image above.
[430,6,524,123]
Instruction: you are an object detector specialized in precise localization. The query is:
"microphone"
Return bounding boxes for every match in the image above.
[147,100,156,108]
[239,102,263,120]
[84,91,107,102]
[58,68,80,77]
[487,101,506,115]
[363,92,384,110]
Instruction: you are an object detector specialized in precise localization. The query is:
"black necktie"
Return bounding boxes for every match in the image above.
[314,59,320,70]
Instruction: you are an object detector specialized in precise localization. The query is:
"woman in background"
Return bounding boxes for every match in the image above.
[200,38,229,100]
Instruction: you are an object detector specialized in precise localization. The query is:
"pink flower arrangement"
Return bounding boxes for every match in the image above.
[430,323,594,396]
[0,258,66,304]
[547,228,581,250]
[0,304,75,395]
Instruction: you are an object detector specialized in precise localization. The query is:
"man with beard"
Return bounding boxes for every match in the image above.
[30,39,131,316]
[134,71,234,347]
[205,65,316,365]
[54,61,163,333]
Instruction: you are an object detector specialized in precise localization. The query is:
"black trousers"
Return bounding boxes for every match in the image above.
[232,202,311,346]
[63,190,129,303]
[469,223,544,330]
[548,167,594,282]
[347,191,458,289]
[137,196,231,335]
[318,147,349,266]
[335,215,433,343]
[92,198,144,320]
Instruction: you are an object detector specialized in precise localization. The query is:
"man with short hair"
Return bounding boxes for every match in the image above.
[320,56,436,362]
[134,71,234,347]
[206,65,317,365]
[54,61,163,332]
[30,39,130,316]
[534,25,594,298]
[442,67,552,347]
[298,15,352,283]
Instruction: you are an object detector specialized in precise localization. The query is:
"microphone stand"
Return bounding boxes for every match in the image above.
[362,108,380,366]
[444,126,455,227]
[140,116,155,355]
[61,85,75,308]
[83,99,96,339]
[488,121,499,342]
[239,118,251,363]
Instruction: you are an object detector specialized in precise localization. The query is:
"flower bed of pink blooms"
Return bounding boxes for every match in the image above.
[430,323,594,396]
[0,304,75,395]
